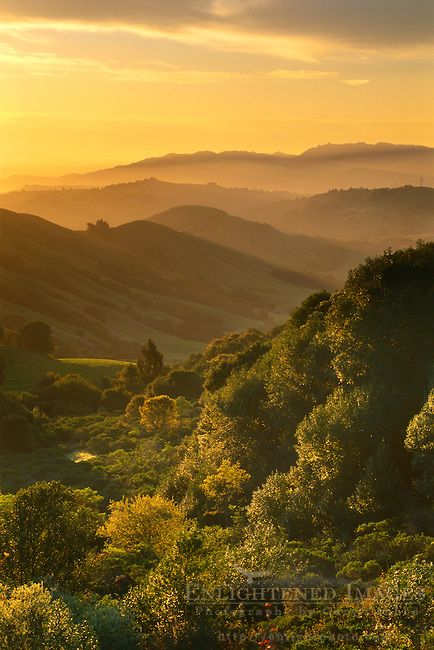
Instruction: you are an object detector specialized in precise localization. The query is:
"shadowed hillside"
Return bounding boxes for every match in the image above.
[149,205,361,284]
[0,209,321,360]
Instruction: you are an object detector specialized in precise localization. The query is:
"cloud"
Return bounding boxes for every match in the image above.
[1,0,433,52]
[264,69,337,80]
[0,44,336,83]
[341,79,370,86]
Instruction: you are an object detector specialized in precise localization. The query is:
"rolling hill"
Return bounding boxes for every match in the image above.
[148,205,360,285]
[2,143,433,193]
[0,347,128,392]
[0,178,293,230]
[0,208,322,360]
[1,182,431,257]
[261,186,434,245]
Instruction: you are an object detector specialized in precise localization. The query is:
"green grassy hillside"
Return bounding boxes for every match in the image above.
[1,347,127,392]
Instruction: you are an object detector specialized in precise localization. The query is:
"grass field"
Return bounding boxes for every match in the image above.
[1,347,128,392]
[0,446,121,500]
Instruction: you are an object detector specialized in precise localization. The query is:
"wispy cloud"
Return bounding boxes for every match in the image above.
[0,43,337,83]
[341,79,371,86]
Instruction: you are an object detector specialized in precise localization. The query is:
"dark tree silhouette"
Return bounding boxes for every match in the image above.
[137,339,163,385]
[17,321,54,354]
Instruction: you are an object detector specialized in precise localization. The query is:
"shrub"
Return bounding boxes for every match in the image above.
[40,374,101,415]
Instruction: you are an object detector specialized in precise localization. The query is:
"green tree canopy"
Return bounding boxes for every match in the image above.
[0,481,102,586]
[0,583,98,650]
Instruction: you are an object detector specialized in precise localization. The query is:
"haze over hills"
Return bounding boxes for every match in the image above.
[0,208,321,360]
[0,179,293,230]
[149,205,360,285]
[1,181,431,255]
[2,143,433,193]
[262,186,434,246]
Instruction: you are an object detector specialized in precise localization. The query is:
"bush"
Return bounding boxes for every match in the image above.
[16,321,54,354]
[149,369,203,401]
[0,583,98,649]
[40,374,102,415]
[101,388,131,412]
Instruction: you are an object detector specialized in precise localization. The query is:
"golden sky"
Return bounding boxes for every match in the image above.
[1,1,433,177]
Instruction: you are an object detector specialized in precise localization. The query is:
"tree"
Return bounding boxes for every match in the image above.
[283,387,377,536]
[101,494,186,559]
[347,442,403,519]
[137,339,163,385]
[337,520,432,582]
[139,395,178,438]
[371,558,434,650]
[265,293,336,416]
[123,567,193,649]
[115,363,144,393]
[149,369,203,401]
[39,373,101,415]
[327,244,434,436]
[204,340,268,393]
[17,321,54,354]
[122,540,218,650]
[125,393,146,420]
[0,583,98,650]
[101,387,131,412]
[197,369,293,487]
[405,389,434,503]
[87,219,111,238]
[247,471,293,537]
[201,459,250,521]
[75,597,140,650]
[0,481,102,586]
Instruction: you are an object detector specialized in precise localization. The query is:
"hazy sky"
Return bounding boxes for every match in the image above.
[1,0,433,176]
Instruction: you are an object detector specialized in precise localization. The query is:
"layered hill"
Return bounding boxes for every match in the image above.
[262,186,434,246]
[2,143,433,193]
[0,178,292,230]
[1,182,431,255]
[0,209,321,360]
[148,205,360,284]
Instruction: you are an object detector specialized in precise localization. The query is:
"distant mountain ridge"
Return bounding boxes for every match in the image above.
[2,142,433,193]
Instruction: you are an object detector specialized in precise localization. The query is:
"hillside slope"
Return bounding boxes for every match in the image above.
[1,182,432,254]
[0,209,320,360]
[0,178,293,229]
[264,186,434,244]
[149,205,360,284]
[0,347,127,392]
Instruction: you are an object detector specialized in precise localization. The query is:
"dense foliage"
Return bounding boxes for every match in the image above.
[0,243,433,648]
